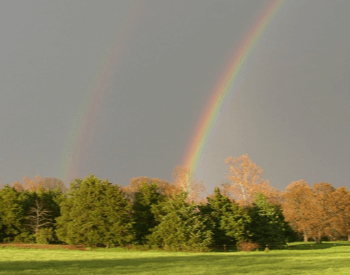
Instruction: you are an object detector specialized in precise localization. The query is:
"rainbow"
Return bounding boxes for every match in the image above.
[182,0,285,176]
[58,2,145,184]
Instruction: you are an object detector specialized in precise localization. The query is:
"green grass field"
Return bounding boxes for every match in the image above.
[0,242,349,275]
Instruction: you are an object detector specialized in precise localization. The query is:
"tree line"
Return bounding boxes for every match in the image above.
[0,154,349,249]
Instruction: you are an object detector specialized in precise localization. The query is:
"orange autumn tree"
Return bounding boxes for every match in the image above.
[282,180,317,242]
[330,187,350,239]
[124,176,177,200]
[13,176,66,192]
[12,181,24,192]
[221,154,280,207]
[42,177,66,192]
[123,168,205,203]
[312,183,350,241]
[283,181,350,243]
[311,183,337,242]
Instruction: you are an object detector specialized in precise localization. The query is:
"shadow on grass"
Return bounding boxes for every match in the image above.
[0,252,349,274]
[285,241,350,251]
[205,241,350,252]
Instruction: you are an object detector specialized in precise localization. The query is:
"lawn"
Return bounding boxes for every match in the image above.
[0,242,349,275]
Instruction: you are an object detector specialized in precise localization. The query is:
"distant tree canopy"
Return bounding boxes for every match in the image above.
[14,176,66,193]
[1,154,349,248]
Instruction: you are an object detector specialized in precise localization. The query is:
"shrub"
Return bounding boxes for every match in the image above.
[238,241,259,252]
[36,228,54,244]
[13,232,35,244]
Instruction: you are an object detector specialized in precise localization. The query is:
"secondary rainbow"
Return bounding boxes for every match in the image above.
[183,0,285,176]
[58,2,145,183]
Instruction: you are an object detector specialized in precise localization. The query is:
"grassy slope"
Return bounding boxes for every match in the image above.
[0,242,349,275]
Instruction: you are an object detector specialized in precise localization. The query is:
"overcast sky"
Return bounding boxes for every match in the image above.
[1,0,350,193]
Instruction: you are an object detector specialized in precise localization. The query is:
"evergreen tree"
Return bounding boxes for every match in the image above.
[147,192,212,250]
[20,187,64,237]
[0,186,24,241]
[56,175,134,247]
[201,188,251,246]
[248,193,287,247]
[0,185,65,243]
[132,182,166,244]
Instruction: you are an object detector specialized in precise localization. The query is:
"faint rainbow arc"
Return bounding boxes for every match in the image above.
[183,0,285,176]
[58,2,145,184]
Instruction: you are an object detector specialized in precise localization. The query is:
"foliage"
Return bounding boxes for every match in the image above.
[56,175,134,247]
[283,181,350,243]
[222,154,280,206]
[132,182,166,244]
[200,187,250,246]
[172,166,206,203]
[2,154,350,250]
[36,228,54,244]
[25,199,53,235]
[18,175,66,192]
[18,186,64,243]
[247,193,287,247]
[312,183,350,242]
[282,180,314,241]
[283,222,302,242]
[147,192,212,250]
[0,186,61,243]
[13,232,36,244]
[238,241,259,251]
[123,177,176,199]
[0,186,25,241]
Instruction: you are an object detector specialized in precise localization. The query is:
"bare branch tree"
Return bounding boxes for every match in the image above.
[25,199,52,235]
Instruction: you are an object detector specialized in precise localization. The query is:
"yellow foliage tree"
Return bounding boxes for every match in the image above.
[222,154,280,206]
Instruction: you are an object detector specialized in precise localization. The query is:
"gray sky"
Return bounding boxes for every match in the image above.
[1,0,350,193]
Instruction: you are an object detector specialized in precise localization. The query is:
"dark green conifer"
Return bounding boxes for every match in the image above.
[201,187,251,246]
[148,192,212,250]
[56,175,134,247]
[132,182,165,244]
[247,193,287,247]
[0,186,23,241]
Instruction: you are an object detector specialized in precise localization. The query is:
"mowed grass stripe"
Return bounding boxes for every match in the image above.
[0,242,350,274]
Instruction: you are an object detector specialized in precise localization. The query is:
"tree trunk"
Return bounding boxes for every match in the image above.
[315,237,322,244]
[303,233,308,242]
[315,232,322,244]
